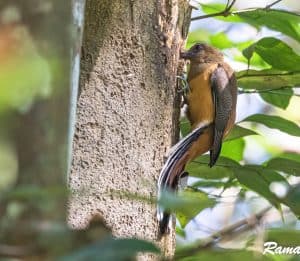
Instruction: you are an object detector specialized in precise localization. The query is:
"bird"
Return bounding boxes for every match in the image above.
[157,43,237,234]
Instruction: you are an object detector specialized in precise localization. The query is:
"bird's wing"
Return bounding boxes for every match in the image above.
[209,64,235,167]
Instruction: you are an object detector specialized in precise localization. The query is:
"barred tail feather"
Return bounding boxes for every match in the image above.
[157,124,210,234]
[209,130,223,167]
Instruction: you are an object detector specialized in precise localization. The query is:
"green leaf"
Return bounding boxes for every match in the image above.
[260,88,293,109]
[246,165,288,184]
[244,38,300,71]
[180,118,191,137]
[277,152,300,162]
[187,155,237,179]
[188,30,252,51]
[235,52,270,69]
[176,225,186,238]
[177,189,215,227]
[210,33,232,49]
[200,4,243,23]
[191,179,231,188]
[267,157,300,176]
[242,44,255,61]
[283,184,300,216]
[225,125,258,141]
[247,165,300,216]
[266,229,300,246]
[159,189,215,228]
[233,166,280,207]
[237,69,300,90]
[60,237,160,261]
[243,114,300,137]
[0,56,51,113]
[237,9,300,42]
[221,138,245,161]
[176,248,273,261]
[200,5,300,42]
[186,29,211,49]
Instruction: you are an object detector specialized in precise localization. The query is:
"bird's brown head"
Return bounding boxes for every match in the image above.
[180,43,223,64]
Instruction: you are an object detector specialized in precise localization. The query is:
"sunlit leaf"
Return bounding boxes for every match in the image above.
[0,27,51,114]
[259,88,293,109]
[159,189,215,228]
[210,33,232,49]
[242,44,255,61]
[176,225,186,238]
[243,38,300,71]
[237,69,300,90]
[177,189,216,227]
[221,138,245,161]
[243,114,300,137]
[225,125,257,141]
[186,29,211,49]
[237,9,300,42]
[200,5,300,42]
[235,51,270,69]
[200,4,243,22]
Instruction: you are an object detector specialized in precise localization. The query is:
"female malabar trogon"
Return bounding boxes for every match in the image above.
[158,43,237,234]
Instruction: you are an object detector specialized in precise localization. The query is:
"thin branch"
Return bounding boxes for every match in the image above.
[225,0,230,10]
[176,206,272,258]
[203,206,271,244]
[237,71,300,80]
[191,0,292,22]
[226,0,236,11]
[239,86,300,97]
[231,7,266,15]
[265,0,283,9]
[191,0,236,21]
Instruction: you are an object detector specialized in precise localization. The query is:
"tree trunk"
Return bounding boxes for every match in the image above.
[68,0,191,258]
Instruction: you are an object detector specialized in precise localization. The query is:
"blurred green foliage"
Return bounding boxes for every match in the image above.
[0,1,160,260]
[1,0,300,260]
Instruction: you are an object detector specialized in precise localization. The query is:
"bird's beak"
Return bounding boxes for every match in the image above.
[180,50,193,60]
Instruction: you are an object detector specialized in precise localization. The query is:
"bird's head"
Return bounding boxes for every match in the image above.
[180,43,223,64]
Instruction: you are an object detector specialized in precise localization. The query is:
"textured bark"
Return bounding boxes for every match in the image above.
[68,0,191,258]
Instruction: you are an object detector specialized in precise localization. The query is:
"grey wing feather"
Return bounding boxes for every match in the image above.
[209,65,233,167]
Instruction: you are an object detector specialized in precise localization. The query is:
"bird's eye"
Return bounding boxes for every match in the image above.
[194,44,203,51]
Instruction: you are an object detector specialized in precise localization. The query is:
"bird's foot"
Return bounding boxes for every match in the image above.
[176,75,190,97]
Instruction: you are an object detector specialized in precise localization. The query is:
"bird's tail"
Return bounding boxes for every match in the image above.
[157,124,210,234]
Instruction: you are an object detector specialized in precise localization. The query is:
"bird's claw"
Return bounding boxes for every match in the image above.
[176,75,190,97]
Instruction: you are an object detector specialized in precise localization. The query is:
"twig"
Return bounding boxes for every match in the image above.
[237,71,300,80]
[191,0,287,22]
[238,87,300,96]
[265,0,283,9]
[191,0,236,21]
[176,206,272,258]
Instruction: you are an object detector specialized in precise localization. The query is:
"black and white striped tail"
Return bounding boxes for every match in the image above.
[157,124,210,234]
